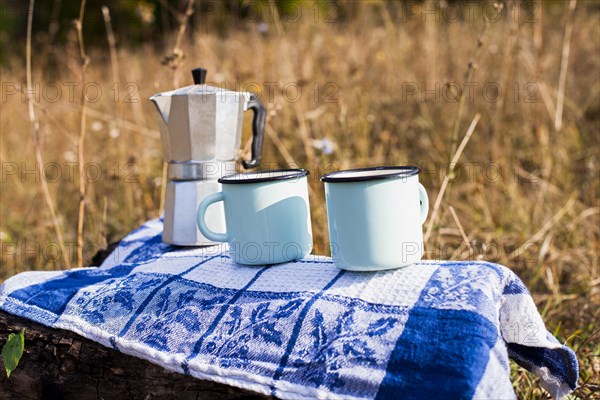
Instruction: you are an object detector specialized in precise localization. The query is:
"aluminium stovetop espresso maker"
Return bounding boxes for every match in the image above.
[150,68,266,246]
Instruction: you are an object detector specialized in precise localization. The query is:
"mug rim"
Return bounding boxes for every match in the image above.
[218,168,309,184]
[320,166,420,182]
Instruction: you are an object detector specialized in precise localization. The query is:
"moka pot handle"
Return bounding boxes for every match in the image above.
[242,94,266,169]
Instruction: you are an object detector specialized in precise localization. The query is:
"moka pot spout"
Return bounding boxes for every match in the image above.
[149,94,171,125]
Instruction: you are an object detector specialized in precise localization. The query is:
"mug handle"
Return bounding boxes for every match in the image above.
[418,183,429,225]
[196,192,230,242]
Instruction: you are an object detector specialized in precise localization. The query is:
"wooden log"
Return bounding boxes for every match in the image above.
[0,244,271,400]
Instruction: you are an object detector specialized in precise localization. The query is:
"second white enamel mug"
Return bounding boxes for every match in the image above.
[321,166,429,271]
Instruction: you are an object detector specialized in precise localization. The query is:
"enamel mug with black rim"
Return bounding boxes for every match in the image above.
[321,166,429,271]
[196,169,313,265]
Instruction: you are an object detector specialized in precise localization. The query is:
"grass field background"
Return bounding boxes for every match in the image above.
[0,1,598,397]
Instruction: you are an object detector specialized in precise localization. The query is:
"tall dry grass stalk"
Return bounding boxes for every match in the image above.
[101,5,121,241]
[448,23,489,162]
[25,0,71,268]
[75,0,88,268]
[424,113,481,243]
[554,0,577,131]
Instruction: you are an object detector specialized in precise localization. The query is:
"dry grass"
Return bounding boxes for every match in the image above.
[0,1,598,397]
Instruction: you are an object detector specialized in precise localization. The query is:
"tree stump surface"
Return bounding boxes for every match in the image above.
[0,243,271,400]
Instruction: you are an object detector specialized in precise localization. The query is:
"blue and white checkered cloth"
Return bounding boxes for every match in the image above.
[0,219,578,399]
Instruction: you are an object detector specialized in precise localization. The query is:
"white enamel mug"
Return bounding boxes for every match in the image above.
[196,169,313,265]
[321,166,429,271]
